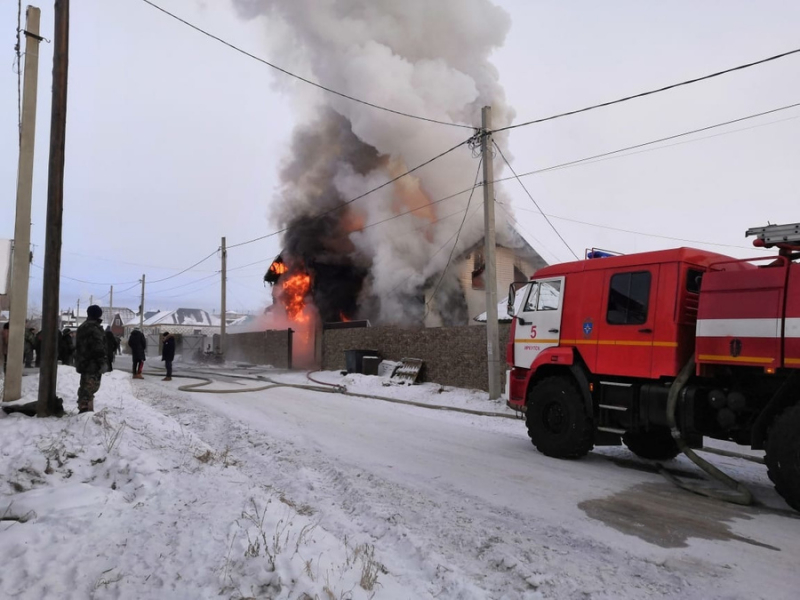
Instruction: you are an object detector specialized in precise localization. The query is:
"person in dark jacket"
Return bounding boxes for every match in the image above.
[24,327,36,368]
[128,327,147,379]
[59,328,75,366]
[105,327,119,372]
[74,305,107,413]
[160,331,175,381]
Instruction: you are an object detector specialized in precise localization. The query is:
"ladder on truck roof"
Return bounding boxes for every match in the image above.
[746,222,800,246]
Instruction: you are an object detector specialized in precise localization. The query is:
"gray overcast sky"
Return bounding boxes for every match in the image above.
[1,0,798,316]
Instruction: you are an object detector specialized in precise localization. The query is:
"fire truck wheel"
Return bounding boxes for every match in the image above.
[765,403,800,512]
[526,376,594,459]
[622,430,680,461]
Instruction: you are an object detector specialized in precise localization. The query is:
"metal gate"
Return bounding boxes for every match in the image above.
[180,334,206,362]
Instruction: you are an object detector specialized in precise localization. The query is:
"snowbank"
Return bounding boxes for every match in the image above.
[0,368,402,599]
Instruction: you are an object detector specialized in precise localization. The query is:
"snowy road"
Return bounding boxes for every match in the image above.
[135,368,800,599]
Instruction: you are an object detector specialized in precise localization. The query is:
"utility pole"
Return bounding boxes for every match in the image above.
[4,6,41,402]
[38,0,70,417]
[139,274,145,329]
[481,106,502,399]
[109,285,113,325]
[89,294,93,307]
[220,236,227,356]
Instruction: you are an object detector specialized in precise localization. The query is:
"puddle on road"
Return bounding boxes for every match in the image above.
[579,482,780,550]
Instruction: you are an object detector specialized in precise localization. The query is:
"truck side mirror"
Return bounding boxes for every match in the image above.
[507,281,529,317]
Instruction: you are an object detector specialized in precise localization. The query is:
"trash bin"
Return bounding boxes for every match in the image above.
[361,355,381,376]
[345,349,380,374]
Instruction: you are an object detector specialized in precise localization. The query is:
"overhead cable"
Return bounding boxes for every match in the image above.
[227,136,472,249]
[493,48,800,133]
[424,159,483,311]
[138,0,472,130]
[30,263,139,287]
[147,249,219,283]
[493,141,580,260]
[494,101,800,183]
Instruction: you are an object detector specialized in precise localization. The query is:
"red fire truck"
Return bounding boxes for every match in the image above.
[505,223,800,510]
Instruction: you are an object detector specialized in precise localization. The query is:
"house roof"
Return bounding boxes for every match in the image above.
[130,308,220,327]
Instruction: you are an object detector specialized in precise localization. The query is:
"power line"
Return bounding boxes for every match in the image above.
[227,136,472,249]
[493,141,579,260]
[147,249,219,283]
[493,47,800,133]
[502,202,774,253]
[30,263,139,287]
[138,0,472,130]
[493,201,562,265]
[424,159,482,312]
[147,271,219,293]
[494,101,800,183]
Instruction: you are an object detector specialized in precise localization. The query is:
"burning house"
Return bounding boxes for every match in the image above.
[235,0,532,350]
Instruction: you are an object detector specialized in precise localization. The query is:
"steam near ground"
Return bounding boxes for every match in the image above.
[233,0,521,326]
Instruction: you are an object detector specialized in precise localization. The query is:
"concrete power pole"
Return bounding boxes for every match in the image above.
[4,6,42,402]
[109,285,113,325]
[220,237,227,356]
[481,106,502,400]
[139,275,145,329]
[38,0,70,416]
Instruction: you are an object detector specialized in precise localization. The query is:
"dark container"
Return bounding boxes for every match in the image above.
[361,355,381,376]
[345,349,380,374]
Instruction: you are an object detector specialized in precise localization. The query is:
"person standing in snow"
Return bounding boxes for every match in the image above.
[128,327,147,379]
[160,331,175,381]
[59,328,75,365]
[74,305,107,413]
[24,327,36,368]
[105,326,119,372]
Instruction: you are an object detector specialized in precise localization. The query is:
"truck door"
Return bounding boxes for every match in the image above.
[513,277,565,369]
[596,267,659,379]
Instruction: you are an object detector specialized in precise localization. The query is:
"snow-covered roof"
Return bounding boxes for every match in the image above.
[133,308,219,327]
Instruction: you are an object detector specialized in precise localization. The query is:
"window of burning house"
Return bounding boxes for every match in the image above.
[472,249,485,290]
[607,271,651,325]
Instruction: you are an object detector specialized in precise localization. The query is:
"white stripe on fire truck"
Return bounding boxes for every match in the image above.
[697,318,800,338]
[696,318,780,338]
[787,318,800,338]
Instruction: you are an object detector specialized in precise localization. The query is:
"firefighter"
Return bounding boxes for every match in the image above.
[74,305,107,413]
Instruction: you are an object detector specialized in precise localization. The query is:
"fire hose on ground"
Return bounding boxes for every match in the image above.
[140,365,756,505]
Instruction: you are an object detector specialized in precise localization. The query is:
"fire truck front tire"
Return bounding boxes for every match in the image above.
[622,430,680,461]
[526,376,594,459]
[765,403,800,512]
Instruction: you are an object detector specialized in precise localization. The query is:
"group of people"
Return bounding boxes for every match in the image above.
[73,305,176,412]
[2,305,177,414]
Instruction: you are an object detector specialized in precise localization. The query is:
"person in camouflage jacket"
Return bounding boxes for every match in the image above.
[75,305,107,413]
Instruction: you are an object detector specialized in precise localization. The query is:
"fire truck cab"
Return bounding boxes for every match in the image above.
[506,223,800,510]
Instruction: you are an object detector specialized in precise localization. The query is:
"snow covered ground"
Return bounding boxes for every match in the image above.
[1,365,799,599]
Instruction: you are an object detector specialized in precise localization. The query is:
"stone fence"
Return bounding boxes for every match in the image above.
[321,324,511,391]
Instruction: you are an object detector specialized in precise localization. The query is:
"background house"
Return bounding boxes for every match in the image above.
[424,229,547,327]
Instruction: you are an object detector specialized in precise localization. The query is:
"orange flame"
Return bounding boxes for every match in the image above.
[269,261,288,276]
[281,272,312,324]
[339,312,350,322]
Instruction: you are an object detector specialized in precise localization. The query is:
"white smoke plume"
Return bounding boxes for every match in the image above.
[232,0,518,325]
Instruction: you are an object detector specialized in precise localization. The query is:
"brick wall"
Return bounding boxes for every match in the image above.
[321,323,511,391]
[226,330,293,369]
